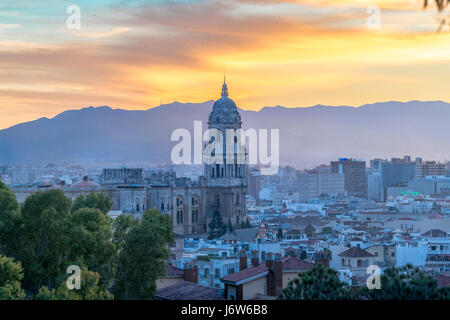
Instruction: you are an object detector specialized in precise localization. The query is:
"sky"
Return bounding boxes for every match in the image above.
[0,0,449,129]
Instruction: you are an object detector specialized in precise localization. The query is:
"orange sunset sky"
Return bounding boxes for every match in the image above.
[0,0,449,129]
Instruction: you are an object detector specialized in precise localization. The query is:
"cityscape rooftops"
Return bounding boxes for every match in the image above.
[338,246,375,258]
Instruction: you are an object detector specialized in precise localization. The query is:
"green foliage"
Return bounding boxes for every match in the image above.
[0,182,20,256]
[300,250,307,260]
[278,264,354,300]
[242,219,252,228]
[0,189,115,295]
[34,267,113,300]
[358,264,449,300]
[208,210,226,239]
[72,193,113,215]
[113,209,173,300]
[0,255,26,300]
[112,214,139,250]
[70,208,116,288]
[227,219,233,233]
[13,189,74,293]
[277,227,283,241]
[304,225,315,238]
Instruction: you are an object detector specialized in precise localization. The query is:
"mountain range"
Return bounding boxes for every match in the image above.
[1,100,449,168]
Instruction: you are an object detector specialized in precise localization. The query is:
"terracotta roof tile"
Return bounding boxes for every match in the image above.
[156,281,224,300]
[338,246,374,258]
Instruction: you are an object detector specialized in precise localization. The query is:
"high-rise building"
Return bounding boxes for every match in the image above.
[248,168,262,200]
[367,171,381,201]
[296,166,345,201]
[330,158,367,198]
[416,161,446,178]
[378,157,416,201]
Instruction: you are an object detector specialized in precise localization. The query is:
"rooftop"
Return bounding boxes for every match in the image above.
[155,281,224,300]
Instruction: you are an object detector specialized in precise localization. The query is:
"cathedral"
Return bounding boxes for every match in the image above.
[103,79,248,236]
[148,79,248,235]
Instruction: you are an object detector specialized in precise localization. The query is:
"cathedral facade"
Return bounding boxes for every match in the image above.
[104,80,248,236]
[149,80,248,235]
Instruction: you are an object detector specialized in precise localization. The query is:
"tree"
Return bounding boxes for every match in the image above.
[2,189,116,295]
[70,208,116,288]
[300,250,307,260]
[227,219,233,233]
[304,225,315,238]
[34,267,113,300]
[113,209,173,300]
[112,214,140,251]
[0,255,26,300]
[278,264,354,300]
[277,227,283,241]
[423,0,449,31]
[208,210,226,239]
[72,192,113,215]
[423,0,449,11]
[0,181,20,256]
[12,189,74,293]
[358,264,450,300]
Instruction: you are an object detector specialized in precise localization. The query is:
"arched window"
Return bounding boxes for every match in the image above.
[176,196,184,208]
[136,198,140,212]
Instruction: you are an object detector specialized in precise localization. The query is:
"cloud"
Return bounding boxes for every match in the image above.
[0,24,21,29]
[71,27,132,39]
[0,0,449,129]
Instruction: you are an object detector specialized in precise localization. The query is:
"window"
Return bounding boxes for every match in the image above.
[176,196,183,208]
[374,252,378,257]
[391,252,395,257]
[192,209,198,223]
[214,268,220,279]
[161,203,164,210]
[204,268,210,278]
[177,210,183,224]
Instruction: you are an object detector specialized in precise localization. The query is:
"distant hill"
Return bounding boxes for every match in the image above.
[1,100,449,167]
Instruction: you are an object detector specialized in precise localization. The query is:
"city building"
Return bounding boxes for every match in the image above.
[416,161,446,178]
[331,158,367,198]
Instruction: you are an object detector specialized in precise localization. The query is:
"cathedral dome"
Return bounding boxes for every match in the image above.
[208,80,241,124]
